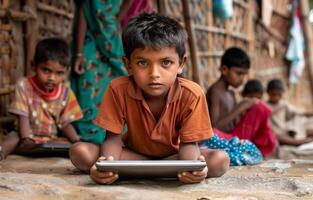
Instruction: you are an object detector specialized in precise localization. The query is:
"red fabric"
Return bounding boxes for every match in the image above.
[120,0,153,28]
[215,101,277,155]
[28,76,61,101]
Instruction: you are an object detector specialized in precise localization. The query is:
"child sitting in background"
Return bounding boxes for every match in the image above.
[205,47,276,156]
[0,38,83,161]
[266,79,313,146]
[70,12,230,184]
[241,79,264,99]
[201,79,265,166]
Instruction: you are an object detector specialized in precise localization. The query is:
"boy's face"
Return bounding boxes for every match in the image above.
[267,89,283,104]
[123,46,185,99]
[33,60,68,92]
[221,66,248,88]
[244,92,263,99]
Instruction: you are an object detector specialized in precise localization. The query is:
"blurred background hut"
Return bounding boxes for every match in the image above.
[0,0,312,136]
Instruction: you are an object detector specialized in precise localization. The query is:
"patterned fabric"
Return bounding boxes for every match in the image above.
[200,134,263,166]
[214,101,277,156]
[8,77,83,137]
[71,0,127,144]
[120,0,153,28]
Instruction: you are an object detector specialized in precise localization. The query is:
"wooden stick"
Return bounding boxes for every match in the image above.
[156,0,167,15]
[8,10,34,21]
[182,0,200,84]
[0,24,12,31]
[257,19,286,44]
[0,116,16,124]
[0,86,15,95]
[37,2,73,19]
[299,0,313,97]
[25,0,38,75]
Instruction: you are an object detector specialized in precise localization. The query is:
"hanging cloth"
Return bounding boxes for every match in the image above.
[286,0,305,84]
[212,0,233,20]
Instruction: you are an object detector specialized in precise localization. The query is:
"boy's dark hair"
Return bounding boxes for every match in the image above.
[33,38,70,68]
[122,12,188,62]
[242,79,263,95]
[267,78,285,92]
[221,47,250,69]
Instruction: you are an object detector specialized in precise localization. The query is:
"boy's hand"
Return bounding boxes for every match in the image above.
[240,98,259,111]
[90,156,119,185]
[177,155,208,184]
[18,137,37,151]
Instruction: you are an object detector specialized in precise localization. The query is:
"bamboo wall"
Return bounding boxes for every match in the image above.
[163,0,313,111]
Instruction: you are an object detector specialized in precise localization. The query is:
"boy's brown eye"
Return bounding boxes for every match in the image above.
[137,60,147,66]
[162,60,172,66]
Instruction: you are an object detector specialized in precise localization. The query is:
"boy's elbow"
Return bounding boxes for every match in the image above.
[179,142,200,160]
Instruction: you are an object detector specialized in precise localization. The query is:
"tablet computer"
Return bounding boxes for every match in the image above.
[95,160,207,178]
[17,143,71,157]
[37,143,71,151]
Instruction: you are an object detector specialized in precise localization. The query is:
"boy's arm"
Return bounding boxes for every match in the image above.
[19,115,32,138]
[178,142,200,160]
[178,142,208,183]
[207,90,257,131]
[100,131,123,160]
[90,131,122,185]
[213,98,258,131]
[17,115,38,150]
[60,124,80,143]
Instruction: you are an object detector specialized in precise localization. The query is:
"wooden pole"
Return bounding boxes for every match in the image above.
[157,0,167,15]
[247,0,255,79]
[24,0,38,75]
[299,0,313,95]
[182,0,200,84]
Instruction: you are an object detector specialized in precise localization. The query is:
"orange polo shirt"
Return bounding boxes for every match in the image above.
[94,76,213,158]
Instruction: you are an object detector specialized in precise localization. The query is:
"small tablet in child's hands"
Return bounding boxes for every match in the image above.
[95,160,207,178]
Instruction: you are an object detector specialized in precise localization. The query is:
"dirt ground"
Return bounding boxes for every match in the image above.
[1,147,313,200]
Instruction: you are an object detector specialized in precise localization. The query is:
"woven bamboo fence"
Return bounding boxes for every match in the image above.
[161,0,313,111]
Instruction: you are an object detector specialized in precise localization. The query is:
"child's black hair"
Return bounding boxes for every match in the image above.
[221,47,250,69]
[122,12,188,62]
[242,79,264,96]
[266,78,285,92]
[33,38,70,68]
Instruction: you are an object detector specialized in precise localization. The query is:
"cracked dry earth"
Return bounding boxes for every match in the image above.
[0,154,313,200]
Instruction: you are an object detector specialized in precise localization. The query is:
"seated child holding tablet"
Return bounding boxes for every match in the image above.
[0,38,82,160]
[69,13,230,184]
